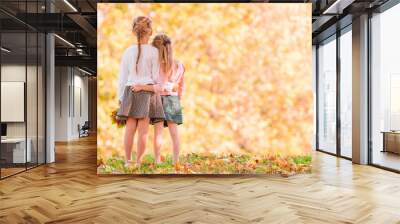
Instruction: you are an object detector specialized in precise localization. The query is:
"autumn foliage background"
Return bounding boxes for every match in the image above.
[97,3,313,172]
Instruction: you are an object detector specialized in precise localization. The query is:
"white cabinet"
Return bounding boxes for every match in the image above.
[1,138,32,163]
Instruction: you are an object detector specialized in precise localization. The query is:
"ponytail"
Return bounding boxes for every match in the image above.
[152,34,173,78]
[132,16,152,74]
[136,32,141,73]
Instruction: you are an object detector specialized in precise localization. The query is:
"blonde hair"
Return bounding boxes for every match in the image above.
[152,33,173,77]
[132,16,152,73]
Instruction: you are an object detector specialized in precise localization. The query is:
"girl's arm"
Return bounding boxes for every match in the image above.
[151,48,161,91]
[131,84,156,92]
[131,49,161,93]
[118,50,129,103]
[177,64,185,99]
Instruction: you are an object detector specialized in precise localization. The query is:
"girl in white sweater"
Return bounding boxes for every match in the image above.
[117,16,164,166]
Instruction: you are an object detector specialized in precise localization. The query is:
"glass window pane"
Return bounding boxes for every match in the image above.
[1,30,27,177]
[38,32,45,165]
[318,36,337,154]
[371,3,400,171]
[340,28,352,158]
[312,45,317,151]
[27,0,39,169]
[0,0,46,179]
[27,31,38,169]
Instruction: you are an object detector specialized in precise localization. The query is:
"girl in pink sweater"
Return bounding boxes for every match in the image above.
[151,33,185,165]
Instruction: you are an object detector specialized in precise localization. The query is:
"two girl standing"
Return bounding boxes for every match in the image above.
[117,16,184,167]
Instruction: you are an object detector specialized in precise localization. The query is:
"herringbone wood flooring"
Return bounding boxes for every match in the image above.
[1,135,400,224]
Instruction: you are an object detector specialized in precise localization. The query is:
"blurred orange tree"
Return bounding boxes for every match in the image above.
[97,3,313,162]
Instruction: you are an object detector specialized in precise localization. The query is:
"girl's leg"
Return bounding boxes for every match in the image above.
[136,117,150,164]
[124,118,138,163]
[153,122,164,164]
[167,122,180,165]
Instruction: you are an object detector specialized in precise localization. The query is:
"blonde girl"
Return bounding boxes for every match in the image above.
[151,33,185,165]
[117,16,164,166]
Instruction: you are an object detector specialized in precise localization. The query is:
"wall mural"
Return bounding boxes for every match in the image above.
[97,3,313,175]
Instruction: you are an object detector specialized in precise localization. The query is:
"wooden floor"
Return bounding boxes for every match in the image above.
[0,167,26,178]
[1,136,400,224]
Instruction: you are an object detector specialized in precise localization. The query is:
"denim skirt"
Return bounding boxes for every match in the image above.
[151,95,183,127]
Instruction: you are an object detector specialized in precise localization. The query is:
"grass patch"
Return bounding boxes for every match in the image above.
[98,153,312,176]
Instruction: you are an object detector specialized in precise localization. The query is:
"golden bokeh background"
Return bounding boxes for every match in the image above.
[97,3,313,163]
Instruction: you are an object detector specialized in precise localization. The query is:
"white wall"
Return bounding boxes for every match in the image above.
[1,65,38,138]
[55,67,69,141]
[54,67,89,141]
[1,66,26,138]
[71,73,89,138]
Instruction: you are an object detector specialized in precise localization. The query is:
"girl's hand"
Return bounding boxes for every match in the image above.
[131,84,142,92]
[164,82,175,92]
[172,83,179,92]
